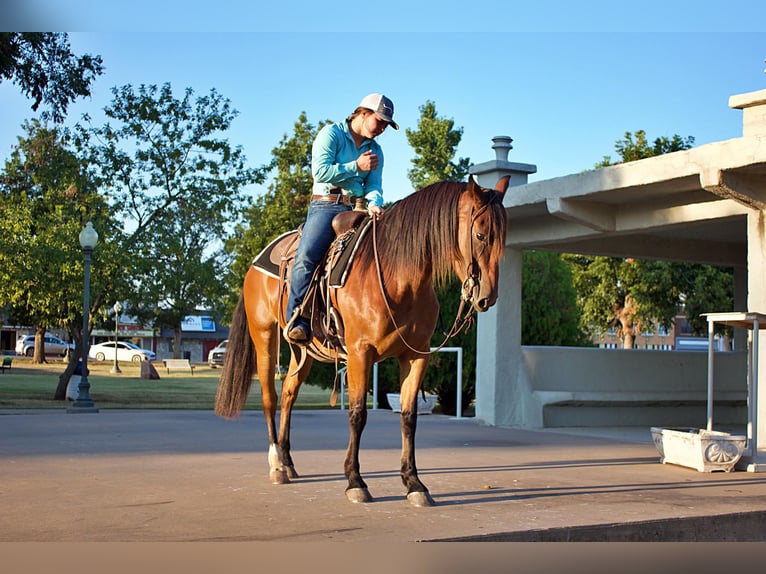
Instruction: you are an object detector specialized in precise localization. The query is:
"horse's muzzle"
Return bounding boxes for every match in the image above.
[475,297,491,312]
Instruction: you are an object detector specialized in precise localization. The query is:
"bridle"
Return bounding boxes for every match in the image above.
[372,188,501,356]
[460,187,500,306]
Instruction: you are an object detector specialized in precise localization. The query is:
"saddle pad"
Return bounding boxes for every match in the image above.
[251,230,299,278]
[328,218,372,288]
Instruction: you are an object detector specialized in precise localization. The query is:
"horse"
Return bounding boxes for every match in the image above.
[215,175,509,507]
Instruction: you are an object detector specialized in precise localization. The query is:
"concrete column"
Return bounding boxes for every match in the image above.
[746,210,766,470]
[470,137,537,426]
[734,266,748,351]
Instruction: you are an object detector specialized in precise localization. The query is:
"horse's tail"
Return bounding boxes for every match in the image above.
[214,292,256,419]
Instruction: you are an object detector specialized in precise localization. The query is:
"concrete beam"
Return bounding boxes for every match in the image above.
[546,197,616,231]
[701,168,766,211]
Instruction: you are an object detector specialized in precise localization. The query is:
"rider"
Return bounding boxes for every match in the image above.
[285,93,399,344]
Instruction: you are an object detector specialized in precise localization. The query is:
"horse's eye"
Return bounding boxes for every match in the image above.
[476,232,486,241]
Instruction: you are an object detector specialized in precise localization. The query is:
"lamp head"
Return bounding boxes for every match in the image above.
[79,222,98,250]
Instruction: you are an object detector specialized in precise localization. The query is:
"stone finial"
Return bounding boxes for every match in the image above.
[492,136,513,162]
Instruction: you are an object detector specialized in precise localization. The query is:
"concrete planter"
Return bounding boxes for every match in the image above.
[387,393,437,414]
[650,427,746,472]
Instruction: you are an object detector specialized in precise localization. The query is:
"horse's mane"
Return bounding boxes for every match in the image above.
[355,180,466,287]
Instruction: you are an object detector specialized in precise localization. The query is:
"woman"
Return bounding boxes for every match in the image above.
[285,93,399,344]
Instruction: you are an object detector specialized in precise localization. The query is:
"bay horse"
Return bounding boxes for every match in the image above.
[215,175,509,506]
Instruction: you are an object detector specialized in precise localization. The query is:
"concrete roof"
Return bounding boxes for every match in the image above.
[497,88,766,268]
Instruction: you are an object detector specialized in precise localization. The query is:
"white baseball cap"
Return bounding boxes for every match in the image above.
[358,93,399,130]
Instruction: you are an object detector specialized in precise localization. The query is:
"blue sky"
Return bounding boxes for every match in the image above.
[1,3,765,203]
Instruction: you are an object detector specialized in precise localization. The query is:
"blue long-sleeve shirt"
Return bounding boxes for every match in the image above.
[311,120,384,207]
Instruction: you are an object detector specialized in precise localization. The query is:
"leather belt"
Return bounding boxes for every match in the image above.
[312,189,352,205]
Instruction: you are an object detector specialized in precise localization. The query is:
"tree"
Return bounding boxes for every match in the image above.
[522,251,589,347]
[0,120,124,398]
[565,256,679,348]
[131,204,236,358]
[76,83,267,356]
[596,129,695,167]
[0,33,104,123]
[405,100,471,191]
[567,130,732,348]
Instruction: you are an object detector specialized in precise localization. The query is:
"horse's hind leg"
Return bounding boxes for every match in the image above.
[398,356,435,507]
[253,327,290,484]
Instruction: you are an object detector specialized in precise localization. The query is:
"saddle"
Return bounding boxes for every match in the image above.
[251,210,371,362]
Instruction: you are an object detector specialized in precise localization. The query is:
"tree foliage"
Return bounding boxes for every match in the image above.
[405,100,471,191]
[0,120,123,380]
[76,83,267,355]
[522,251,589,347]
[596,129,695,167]
[0,32,104,123]
[568,130,733,348]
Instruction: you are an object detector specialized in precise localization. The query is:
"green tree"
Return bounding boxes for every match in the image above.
[0,32,104,123]
[565,256,678,347]
[568,130,732,348]
[76,83,267,355]
[522,251,589,346]
[405,100,471,191]
[0,120,124,397]
[596,129,695,167]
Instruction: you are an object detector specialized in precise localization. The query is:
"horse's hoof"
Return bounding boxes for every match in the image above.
[407,491,435,507]
[346,488,373,503]
[285,465,299,479]
[269,469,289,484]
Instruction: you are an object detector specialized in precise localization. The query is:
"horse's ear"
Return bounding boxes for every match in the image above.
[467,175,509,203]
[494,175,510,198]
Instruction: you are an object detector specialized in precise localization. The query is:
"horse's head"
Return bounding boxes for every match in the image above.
[457,176,509,312]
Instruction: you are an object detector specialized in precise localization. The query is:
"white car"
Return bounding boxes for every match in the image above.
[207,339,228,367]
[89,341,156,363]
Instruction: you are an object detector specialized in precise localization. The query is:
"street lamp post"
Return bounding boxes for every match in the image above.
[68,221,99,414]
[110,301,122,374]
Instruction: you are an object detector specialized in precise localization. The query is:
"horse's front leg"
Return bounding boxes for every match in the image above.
[343,356,372,503]
[398,356,435,507]
[276,347,313,480]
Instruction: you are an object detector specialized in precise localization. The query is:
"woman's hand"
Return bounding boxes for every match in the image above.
[357,150,379,172]
[368,204,384,220]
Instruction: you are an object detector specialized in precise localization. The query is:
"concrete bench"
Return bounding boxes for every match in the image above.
[163,358,195,375]
[541,396,748,428]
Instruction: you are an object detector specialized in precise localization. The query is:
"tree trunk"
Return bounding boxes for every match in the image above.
[32,327,48,364]
[173,327,182,359]
[615,295,639,349]
[55,347,82,400]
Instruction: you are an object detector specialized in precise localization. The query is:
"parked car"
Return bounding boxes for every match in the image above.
[207,339,228,367]
[15,334,74,357]
[89,341,156,363]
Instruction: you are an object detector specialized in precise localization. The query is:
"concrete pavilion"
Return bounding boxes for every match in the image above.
[469,87,766,471]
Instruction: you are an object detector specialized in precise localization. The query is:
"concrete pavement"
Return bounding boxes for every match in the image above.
[2,408,766,542]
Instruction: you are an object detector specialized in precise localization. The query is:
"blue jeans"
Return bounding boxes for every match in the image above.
[286,200,351,325]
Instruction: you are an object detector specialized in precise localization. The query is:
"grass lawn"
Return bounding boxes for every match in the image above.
[0,356,339,411]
